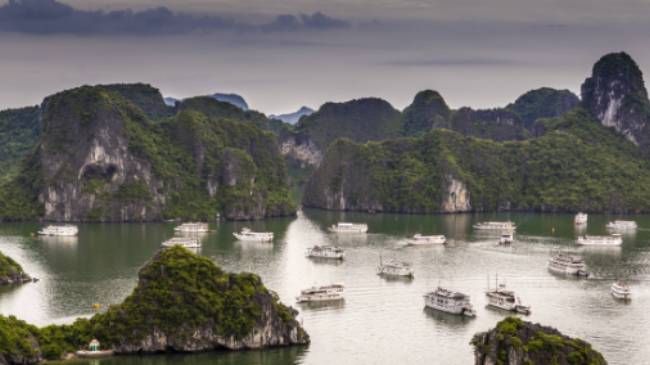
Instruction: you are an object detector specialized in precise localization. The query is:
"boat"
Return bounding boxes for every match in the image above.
[606,220,638,230]
[547,252,589,276]
[498,232,514,245]
[37,225,78,236]
[610,281,631,300]
[233,228,274,242]
[376,257,414,277]
[423,287,476,317]
[306,245,344,260]
[473,221,516,231]
[574,212,588,225]
[406,234,446,245]
[576,234,622,246]
[161,237,201,249]
[328,222,368,233]
[75,339,114,358]
[296,284,345,303]
[174,222,209,233]
[485,277,530,315]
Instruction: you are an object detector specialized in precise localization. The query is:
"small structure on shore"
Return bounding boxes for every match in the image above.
[75,339,114,358]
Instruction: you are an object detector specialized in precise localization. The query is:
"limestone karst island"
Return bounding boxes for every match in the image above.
[2,0,650,364]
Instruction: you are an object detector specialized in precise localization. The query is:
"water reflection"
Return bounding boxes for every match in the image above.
[1,211,650,364]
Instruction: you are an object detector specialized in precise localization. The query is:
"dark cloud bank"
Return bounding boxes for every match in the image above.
[0,0,349,34]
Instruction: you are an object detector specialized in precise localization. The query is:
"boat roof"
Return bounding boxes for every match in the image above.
[431,287,468,299]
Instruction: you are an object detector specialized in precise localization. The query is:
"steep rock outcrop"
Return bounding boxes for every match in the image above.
[0,251,33,285]
[402,90,451,135]
[473,317,606,365]
[0,84,295,222]
[34,247,308,360]
[295,98,403,151]
[507,87,580,129]
[304,109,650,214]
[582,52,650,148]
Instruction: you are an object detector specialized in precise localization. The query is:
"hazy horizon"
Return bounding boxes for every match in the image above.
[1,0,650,114]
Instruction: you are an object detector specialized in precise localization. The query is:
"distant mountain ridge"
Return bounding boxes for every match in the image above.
[270,106,315,124]
[303,52,650,214]
[164,93,249,111]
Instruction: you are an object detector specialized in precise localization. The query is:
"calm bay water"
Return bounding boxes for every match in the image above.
[1,210,649,364]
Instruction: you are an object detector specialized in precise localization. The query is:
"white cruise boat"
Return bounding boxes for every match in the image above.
[547,253,588,276]
[574,212,588,225]
[576,234,622,246]
[423,287,476,317]
[174,222,209,233]
[606,220,638,230]
[38,225,78,236]
[610,281,631,300]
[473,221,516,231]
[161,237,201,249]
[406,234,446,245]
[296,284,344,303]
[306,245,344,260]
[485,280,530,315]
[233,228,274,242]
[328,222,368,233]
[376,257,414,277]
[498,232,514,245]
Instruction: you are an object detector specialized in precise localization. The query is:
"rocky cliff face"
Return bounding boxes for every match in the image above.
[0,251,33,286]
[37,86,164,222]
[0,106,40,181]
[304,109,650,214]
[1,247,308,362]
[582,52,650,148]
[0,84,295,222]
[473,317,606,365]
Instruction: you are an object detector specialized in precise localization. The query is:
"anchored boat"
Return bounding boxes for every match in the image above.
[574,212,588,225]
[485,277,530,315]
[473,221,516,231]
[576,234,622,246]
[606,220,638,231]
[406,234,446,245]
[174,222,209,233]
[423,287,476,317]
[610,281,631,300]
[161,237,201,249]
[296,284,344,303]
[38,225,78,237]
[233,228,274,242]
[328,222,368,233]
[547,252,589,276]
[376,257,414,277]
[306,245,344,260]
[498,232,514,245]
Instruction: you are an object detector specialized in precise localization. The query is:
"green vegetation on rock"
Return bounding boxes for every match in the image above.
[0,250,32,285]
[305,109,650,213]
[0,106,40,182]
[0,84,295,222]
[1,247,308,362]
[473,317,607,365]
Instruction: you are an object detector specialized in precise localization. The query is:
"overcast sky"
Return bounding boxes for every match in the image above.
[1,0,650,114]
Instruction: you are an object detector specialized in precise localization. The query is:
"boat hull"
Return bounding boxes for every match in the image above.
[233,233,273,242]
[75,350,114,358]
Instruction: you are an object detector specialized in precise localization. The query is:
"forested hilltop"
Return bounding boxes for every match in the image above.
[303,52,650,214]
[1,52,649,218]
[0,83,295,222]
[0,247,308,363]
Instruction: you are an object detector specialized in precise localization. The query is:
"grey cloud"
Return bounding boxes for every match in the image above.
[263,12,349,31]
[0,0,348,35]
[381,57,524,67]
